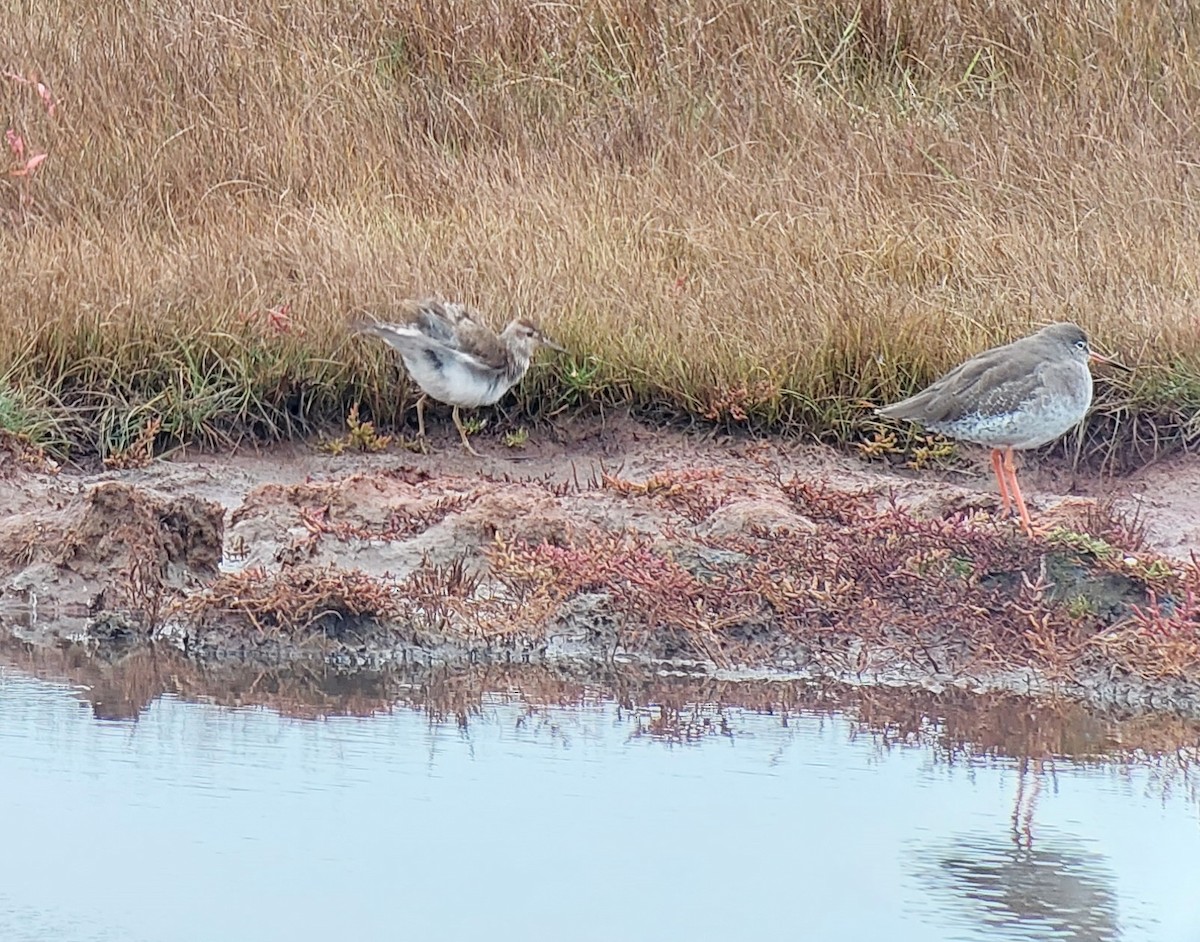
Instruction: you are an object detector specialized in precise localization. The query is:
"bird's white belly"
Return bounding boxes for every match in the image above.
[937,368,1093,450]
[939,408,1078,449]
[400,354,507,408]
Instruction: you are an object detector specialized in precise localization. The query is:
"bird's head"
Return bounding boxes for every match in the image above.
[1040,323,1129,370]
[503,318,567,358]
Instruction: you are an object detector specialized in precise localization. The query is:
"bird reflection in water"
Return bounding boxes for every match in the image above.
[913,758,1119,942]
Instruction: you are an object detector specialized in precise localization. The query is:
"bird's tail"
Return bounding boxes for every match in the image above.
[351,320,423,353]
[875,388,937,421]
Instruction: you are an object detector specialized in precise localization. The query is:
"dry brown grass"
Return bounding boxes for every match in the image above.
[4,1,1200,460]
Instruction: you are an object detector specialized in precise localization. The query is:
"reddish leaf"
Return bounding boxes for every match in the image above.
[5,71,58,117]
[8,153,47,177]
[35,82,56,117]
[5,129,24,158]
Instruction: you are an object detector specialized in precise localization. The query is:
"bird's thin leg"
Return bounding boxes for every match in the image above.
[415,394,428,439]
[453,406,483,458]
[990,448,1012,516]
[1003,447,1034,536]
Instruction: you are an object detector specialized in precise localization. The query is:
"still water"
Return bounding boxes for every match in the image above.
[1,662,1198,942]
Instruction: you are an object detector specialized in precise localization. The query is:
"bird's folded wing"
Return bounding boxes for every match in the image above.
[897,350,1041,423]
[447,319,512,372]
[358,322,502,374]
[412,300,463,346]
[408,300,510,372]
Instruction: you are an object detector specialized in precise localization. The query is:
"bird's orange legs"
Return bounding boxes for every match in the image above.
[1002,447,1034,535]
[989,449,1012,517]
[988,447,1034,535]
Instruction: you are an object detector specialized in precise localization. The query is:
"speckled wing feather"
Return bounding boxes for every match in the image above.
[410,299,511,372]
[878,334,1046,425]
[409,299,460,346]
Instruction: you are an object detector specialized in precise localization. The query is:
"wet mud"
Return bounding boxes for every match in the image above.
[1,418,1198,715]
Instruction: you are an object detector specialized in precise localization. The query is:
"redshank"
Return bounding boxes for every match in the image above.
[354,298,565,457]
[876,322,1126,534]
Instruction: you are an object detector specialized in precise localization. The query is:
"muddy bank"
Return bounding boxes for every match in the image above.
[1,419,1198,715]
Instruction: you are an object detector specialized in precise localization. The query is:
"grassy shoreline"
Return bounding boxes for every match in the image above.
[3,1,1200,464]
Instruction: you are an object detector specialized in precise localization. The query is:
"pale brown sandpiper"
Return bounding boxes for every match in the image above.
[354,298,565,457]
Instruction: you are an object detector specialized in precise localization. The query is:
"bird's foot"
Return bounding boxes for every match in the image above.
[399,435,430,455]
[991,503,1042,538]
[453,408,487,458]
[981,496,1040,537]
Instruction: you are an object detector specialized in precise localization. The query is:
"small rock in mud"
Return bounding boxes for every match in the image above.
[700,497,817,539]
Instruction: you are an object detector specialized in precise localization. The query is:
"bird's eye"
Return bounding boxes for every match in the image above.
[1075,339,1087,350]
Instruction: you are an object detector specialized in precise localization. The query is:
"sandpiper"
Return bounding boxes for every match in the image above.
[353,298,565,457]
[877,322,1127,534]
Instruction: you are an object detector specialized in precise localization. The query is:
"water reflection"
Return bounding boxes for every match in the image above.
[1,640,1199,941]
[918,831,1119,942]
[3,634,1199,764]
